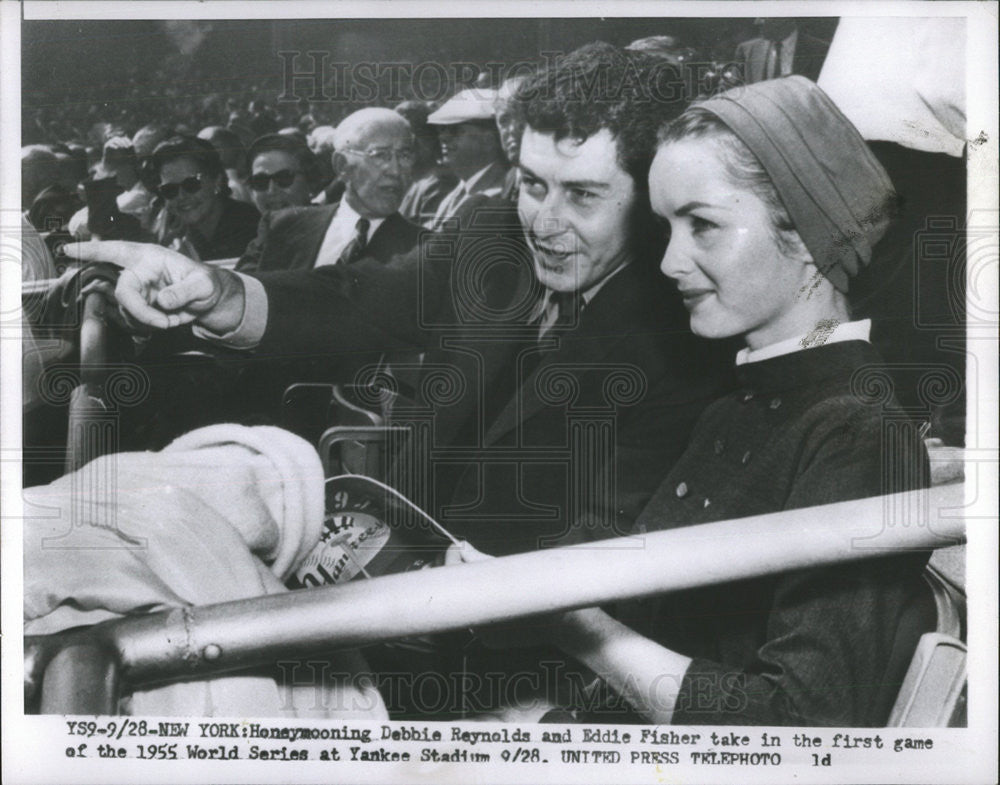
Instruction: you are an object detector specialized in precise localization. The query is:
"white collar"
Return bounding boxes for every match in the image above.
[735,319,872,366]
[532,262,629,321]
[334,196,387,237]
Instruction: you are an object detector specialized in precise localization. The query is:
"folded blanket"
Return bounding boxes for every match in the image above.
[24,424,387,719]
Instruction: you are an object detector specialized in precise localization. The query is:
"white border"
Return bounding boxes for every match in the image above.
[3,2,997,784]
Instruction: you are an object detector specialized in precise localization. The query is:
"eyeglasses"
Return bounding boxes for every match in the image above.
[248,169,302,192]
[156,175,205,200]
[342,147,415,168]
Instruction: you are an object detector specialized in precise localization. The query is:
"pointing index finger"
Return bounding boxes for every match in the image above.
[61,240,150,269]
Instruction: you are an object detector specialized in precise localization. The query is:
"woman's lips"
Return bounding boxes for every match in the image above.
[679,288,714,308]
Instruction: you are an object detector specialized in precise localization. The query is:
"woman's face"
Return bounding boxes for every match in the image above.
[649,138,812,350]
[249,149,312,212]
[159,157,219,227]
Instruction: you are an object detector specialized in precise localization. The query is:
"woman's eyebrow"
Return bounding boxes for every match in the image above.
[675,200,714,216]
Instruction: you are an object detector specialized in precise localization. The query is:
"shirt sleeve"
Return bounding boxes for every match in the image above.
[191,273,268,349]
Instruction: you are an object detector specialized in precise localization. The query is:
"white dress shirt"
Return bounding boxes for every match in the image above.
[314,199,386,267]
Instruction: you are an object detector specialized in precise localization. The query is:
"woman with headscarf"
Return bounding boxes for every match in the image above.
[455,77,932,727]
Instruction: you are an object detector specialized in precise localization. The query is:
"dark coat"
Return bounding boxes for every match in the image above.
[252,203,732,555]
[236,203,422,273]
[735,31,830,84]
[186,196,260,261]
[618,340,932,726]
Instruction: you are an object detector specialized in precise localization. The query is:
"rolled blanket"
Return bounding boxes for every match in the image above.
[24,424,386,719]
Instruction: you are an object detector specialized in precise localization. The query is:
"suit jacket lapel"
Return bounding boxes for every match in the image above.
[366,212,419,262]
[483,265,634,447]
[299,204,337,269]
[430,260,538,450]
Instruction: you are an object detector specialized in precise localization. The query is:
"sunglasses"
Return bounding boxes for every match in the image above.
[156,175,205,200]
[248,169,301,192]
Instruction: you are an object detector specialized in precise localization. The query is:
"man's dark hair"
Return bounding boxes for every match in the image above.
[513,41,688,267]
[513,41,686,189]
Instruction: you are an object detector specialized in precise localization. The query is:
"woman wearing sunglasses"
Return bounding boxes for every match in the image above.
[151,135,260,261]
[454,77,933,727]
[245,133,322,214]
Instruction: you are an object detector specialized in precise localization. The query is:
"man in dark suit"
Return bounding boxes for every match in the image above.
[75,42,729,558]
[72,42,731,718]
[735,18,831,84]
[237,107,421,273]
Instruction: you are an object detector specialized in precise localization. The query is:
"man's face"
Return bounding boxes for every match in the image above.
[337,121,414,218]
[517,127,637,293]
[494,100,522,163]
[249,149,313,213]
[437,122,498,176]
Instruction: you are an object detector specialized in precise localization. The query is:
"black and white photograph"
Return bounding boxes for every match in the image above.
[2,1,997,783]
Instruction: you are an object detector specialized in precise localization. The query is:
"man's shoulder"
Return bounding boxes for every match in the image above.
[224,196,262,222]
[736,36,767,55]
[383,211,423,239]
[266,203,336,230]
[473,161,512,195]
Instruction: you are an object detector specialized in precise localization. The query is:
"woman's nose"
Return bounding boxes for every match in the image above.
[659,238,689,279]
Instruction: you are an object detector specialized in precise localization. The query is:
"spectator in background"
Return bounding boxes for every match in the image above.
[151,135,260,261]
[307,125,339,203]
[198,126,253,204]
[626,34,697,67]
[62,146,91,189]
[308,124,338,158]
[21,146,60,213]
[395,99,459,227]
[67,137,156,239]
[245,133,322,214]
[237,107,419,273]
[426,88,509,230]
[493,75,530,202]
[248,99,279,138]
[133,123,173,178]
[307,125,346,206]
[735,18,830,84]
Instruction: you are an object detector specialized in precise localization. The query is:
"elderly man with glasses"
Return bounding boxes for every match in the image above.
[237,107,421,273]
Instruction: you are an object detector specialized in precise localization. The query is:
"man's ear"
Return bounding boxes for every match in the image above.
[332,151,349,178]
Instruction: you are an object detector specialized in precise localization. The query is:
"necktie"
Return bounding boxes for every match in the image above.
[770,40,784,79]
[339,217,370,264]
[538,289,582,341]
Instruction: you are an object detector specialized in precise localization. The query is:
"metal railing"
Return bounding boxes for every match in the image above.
[26,484,966,715]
